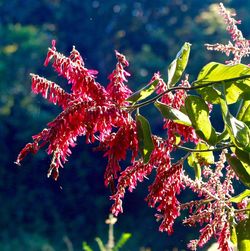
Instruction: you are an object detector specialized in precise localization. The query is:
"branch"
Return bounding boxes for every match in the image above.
[234,208,250,214]
[174,144,235,153]
[127,74,250,110]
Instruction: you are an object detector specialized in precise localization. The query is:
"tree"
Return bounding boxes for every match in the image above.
[16,3,250,250]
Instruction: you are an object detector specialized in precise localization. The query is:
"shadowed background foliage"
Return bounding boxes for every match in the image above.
[0,0,249,250]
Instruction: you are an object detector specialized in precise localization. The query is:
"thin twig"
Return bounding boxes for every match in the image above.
[234,208,250,214]
[127,74,250,110]
[174,144,235,153]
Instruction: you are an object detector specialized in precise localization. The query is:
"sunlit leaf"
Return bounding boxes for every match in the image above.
[194,62,250,104]
[167,42,191,88]
[234,148,250,166]
[236,218,250,251]
[187,155,201,179]
[155,100,192,126]
[230,221,237,245]
[230,189,250,203]
[185,95,217,145]
[196,62,250,84]
[226,153,250,187]
[187,142,214,179]
[136,114,154,163]
[221,99,250,151]
[216,128,230,143]
[237,100,250,127]
[127,79,159,103]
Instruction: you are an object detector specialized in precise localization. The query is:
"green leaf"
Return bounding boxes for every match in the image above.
[82,242,93,251]
[126,79,159,103]
[236,218,250,251]
[197,85,222,104]
[167,42,191,87]
[234,148,250,166]
[226,153,250,187]
[113,233,131,251]
[136,114,154,163]
[185,95,217,145]
[194,62,250,104]
[154,100,192,126]
[196,62,250,84]
[230,221,238,245]
[187,155,201,179]
[237,100,250,127]
[187,142,214,179]
[216,128,230,143]
[225,81,250,104]
[221,99,250,151]
[230,189,250,203]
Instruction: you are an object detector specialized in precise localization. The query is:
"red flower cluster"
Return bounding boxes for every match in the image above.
[16,41,136,182]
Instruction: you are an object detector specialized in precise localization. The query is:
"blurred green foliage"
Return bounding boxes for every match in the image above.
[0,0,249,250]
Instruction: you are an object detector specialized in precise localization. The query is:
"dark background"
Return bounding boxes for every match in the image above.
[0,0,249,250]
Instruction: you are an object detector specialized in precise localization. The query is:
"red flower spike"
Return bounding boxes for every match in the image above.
[31,74,71,109]
[110,160,154,216]
[103,120,138,187]
[106,51,132,105]
[15,142,39,166]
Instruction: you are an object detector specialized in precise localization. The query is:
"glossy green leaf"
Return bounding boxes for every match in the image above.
[216,128,230,143]
[236,218,250,251]
[221,99,250,151]
[197,85,222,104]
[185,95,217,145]
[230,221,238,245]
[196,62,250,84]
[230,189,250,203]
[194,62,250,104]
[127,79,159,103]
[167,42,191,88]
[237,100,250,127]
[188,155,201,179]
[225,81,250,104]
[226,153,250,187]
[196,143,215,164]
[155,100,192,126]
[188,143,214,179]
[136,114,154,163]
[235,148,250,166]
[174,133,181,145]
